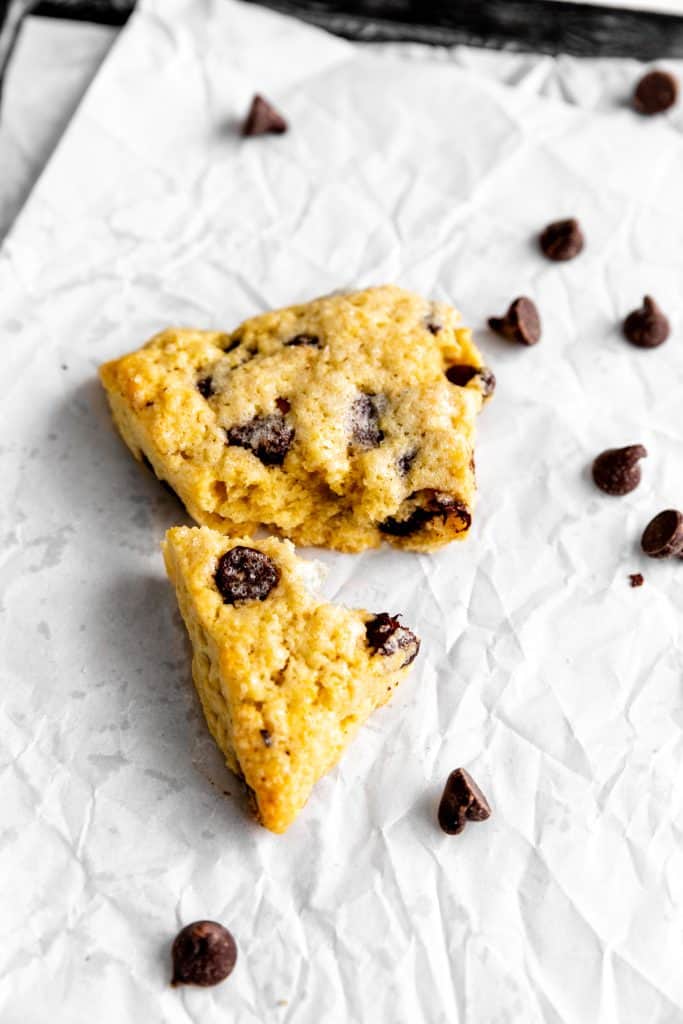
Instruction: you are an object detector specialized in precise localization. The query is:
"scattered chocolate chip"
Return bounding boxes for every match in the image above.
[171,921,237,988]
[488,297,541,346]
[438,768,491,836]
[539,218,584,261]
[285,333,320,347]
[426,322,442,335]
[641,509,683,559]
[445,364,497,397]
[622,296,670,349]
[592,444,647,496]
[226,413,294,466]
[397,448,418,477]
[365,613,420,667]
[275,397,291,414]
[241,94,287,137]
[260,729,273,747]
[349,393,385,450]
[629,573,644,588]
[633,69,678,115]
[223,336,242,353]
[215,546,280,604]
[380,491,471,537]
[197,376,214,399]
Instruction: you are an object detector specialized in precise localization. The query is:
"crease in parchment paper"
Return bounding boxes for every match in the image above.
[0,1,681,1021]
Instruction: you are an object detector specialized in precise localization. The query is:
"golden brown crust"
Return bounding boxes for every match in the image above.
[163,526,419,833]
[100,286,486,552]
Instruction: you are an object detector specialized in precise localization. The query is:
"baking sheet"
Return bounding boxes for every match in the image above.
[1,1,682,1020]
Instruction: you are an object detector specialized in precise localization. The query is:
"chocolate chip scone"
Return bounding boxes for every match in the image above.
[101,286,491,552]
[163,525,420,833]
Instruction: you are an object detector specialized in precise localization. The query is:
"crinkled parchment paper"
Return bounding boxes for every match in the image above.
[1,2,682,1021]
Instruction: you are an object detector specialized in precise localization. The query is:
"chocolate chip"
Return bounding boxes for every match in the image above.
[634,70,678,115]
[426,322,442,335]
[349,393,385,450]
[214,546,280,604]
[197,376,214,399]
[365,613,420,667]
[285,333,320,347]
[241,94,287,137]
[275,397,291,414]
[437,768,491,836]
[592,444,647,496]
[226,413,294,465]
[629,573,644,588]
[380,491,470,537]
[478,367,496,397]
[223,336,257,364]
[397,449,418,477]
[622,296,670,349]
[641,509,683,559]
[539,218,584,261]
[380,508,431,537]
[446,364,496,397]
[260,729,273,747]
[171,921,237,988]
[445,364,477,386]
[488,297,541,346]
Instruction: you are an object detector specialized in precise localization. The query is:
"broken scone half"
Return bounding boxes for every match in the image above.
[163,525,420,833]
[101,285,491,553]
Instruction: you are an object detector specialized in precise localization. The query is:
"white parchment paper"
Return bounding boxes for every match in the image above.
[1,2,682,1021]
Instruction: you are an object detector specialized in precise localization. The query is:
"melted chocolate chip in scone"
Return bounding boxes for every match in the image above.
[446,363,496,397]
[215,546,280,604]
[196,375,215,399]
[381,490,471,538]
[349,393,386,450]
[163,526,421,832]
[397,448,418,477]
[100,286,485,553]
[226,413,294,466]
[365,613,420,667]
[285,333,320,347]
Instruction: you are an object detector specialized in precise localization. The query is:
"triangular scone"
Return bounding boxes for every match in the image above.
[101,286,492,553]
[162,526,421,833]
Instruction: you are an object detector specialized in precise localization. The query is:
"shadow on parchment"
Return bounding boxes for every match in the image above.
[38,376,253,829]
